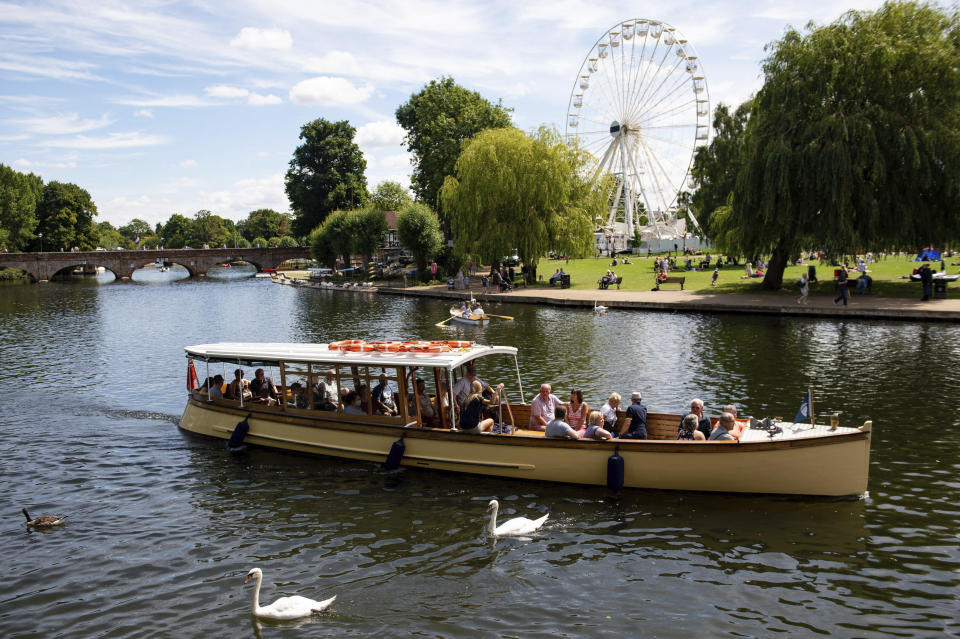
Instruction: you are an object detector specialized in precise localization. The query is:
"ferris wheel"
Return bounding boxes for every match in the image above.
[565,19,709,240]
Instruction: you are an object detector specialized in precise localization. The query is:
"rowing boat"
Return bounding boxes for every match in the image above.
[179,341,871,497]
[449,306,488,326]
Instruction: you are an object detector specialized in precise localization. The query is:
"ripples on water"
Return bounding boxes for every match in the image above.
[0,275,958,637]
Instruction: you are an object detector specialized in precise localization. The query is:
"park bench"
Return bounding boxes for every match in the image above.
[655,275,685,290]
[597,276,622,290]
[560,273,571,289]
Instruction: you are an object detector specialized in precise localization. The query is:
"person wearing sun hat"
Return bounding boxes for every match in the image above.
[618,391,647,439]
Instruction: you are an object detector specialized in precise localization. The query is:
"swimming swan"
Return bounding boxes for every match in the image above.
[486,499,548,537]
[22,508,67,527]
[243,567,336,620]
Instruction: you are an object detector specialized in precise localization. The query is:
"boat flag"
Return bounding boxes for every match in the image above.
[187,358,199,391]
[794,391,810,424]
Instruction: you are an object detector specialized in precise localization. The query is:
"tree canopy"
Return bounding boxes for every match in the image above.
[368,180,412,212]
[309,209,355,269]
[0,164,42,251]
[440,126,604,282]
[36,181,98,251]
[396,77,512,220]
[730,1,960,288]
[396,201,443,280]
[351,207,388,271]
[238,208,291,241]
[285,118,368,237]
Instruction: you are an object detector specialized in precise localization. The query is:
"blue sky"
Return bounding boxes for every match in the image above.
[0,0,886,227]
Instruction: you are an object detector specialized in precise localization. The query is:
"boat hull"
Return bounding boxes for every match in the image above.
[179,400,870,497]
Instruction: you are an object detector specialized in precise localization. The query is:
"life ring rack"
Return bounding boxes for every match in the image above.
[327,339,473,354]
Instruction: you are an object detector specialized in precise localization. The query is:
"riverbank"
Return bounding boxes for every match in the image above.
[376,282,960,322]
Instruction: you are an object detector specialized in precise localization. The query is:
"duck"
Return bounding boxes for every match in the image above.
[22,508,67,527]
[486,499,549,537]
[593,300,607,314]
[243,567,336,620]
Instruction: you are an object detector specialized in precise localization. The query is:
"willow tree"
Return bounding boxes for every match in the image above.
[440,127,604,283]
[732,1,960,289]
[309,210,355,269]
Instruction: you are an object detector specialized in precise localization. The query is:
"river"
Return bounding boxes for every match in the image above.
[1,272,958,638]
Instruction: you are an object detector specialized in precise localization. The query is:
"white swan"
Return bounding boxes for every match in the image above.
[593,300,607,314]
[243,568,336,620]
[486,499,548,537]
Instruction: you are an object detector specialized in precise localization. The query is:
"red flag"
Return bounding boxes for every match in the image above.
[187,358,199,391]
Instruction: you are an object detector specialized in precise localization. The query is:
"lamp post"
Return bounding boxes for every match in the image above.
[38,232,43,253]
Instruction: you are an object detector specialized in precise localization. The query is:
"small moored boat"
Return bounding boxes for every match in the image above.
[179,341,871,497]
[449,306,488,326]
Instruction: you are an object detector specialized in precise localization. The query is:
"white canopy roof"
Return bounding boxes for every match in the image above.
[185,342,518,370]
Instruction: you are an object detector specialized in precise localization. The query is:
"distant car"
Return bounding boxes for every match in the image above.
[502,254,520,266]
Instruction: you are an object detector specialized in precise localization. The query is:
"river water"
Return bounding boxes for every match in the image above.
[1,273,958,638]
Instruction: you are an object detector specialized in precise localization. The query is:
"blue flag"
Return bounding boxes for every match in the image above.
[794,391,810,424]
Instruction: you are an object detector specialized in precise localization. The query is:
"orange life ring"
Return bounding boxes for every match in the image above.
[445,340,472,348]
[348,342,375,352]
[375,342,403,353]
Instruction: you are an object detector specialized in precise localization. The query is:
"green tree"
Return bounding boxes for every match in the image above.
[251,235,268,248]
[368,180,412,212]
[0,164,43,251]
[117,218,152,242]
[285,118,368,237]
[97,221,132,249]
[690,102,751,239]
[190,210,233,247]
[396,201,443,280]
[309,210,355,269]
[732,2,960,289]
[36,181,98,251]
[239,208,291,241]
[161,214,192,248]
[276,235,298,248]
[396,77,512,222]
[350,207,388,272]
[440,126,604,282]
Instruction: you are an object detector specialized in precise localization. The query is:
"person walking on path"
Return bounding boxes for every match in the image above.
[797,272,809,305]
[919,262,933,301]
[711,267,719,287]
[834,266,849,307]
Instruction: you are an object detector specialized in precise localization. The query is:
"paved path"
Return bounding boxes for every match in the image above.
[378,283,960,322]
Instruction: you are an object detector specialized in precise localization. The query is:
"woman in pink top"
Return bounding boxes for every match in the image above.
[566,389,589,437]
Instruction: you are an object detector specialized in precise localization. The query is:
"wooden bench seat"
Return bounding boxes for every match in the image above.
[656,276,685,290]
[598,275,623,289]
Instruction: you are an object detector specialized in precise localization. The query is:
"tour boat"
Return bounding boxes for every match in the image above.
[449,306,489,326]
[179,341,872,498]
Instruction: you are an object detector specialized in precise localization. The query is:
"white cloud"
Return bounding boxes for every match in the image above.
[247,92,282,106]
[12,113,113,135]
[133,109,153,118]
[13,158,77,168]
[0,53,102,82]
[230,27,293,50]
[179,159,198,167]
[289,76,374,106]
[355,120,405,147]
[378,152,414,171]
[303,51,363,75]
[113,94,216,108]
[40,132,168,149]
[200,173,289,217]
[205,84,250,99]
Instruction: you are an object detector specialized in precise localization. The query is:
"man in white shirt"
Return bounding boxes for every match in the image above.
[453,365,484,407]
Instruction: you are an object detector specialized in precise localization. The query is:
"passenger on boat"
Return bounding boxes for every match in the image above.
[472,302,484,316]
[460,381,494,434]
[287,382,309,409]
[678,413,706,441]
[453,365,485,407]
[529,383,562,431]
[249,368,279,405]
[312,369,337,411]
[678,399,712,440]
[208,374,224,399]
[709,412,737,441]
[413,378,439,427]
[372,373,399,416]
[545,405,580,439]
[565,389,589,437]
[225,369,252,401]
[721,404,744,439]
[357,384,373,414]
[584,410,613,440]
[460,301,470,317]
[342,390,365,415]
[618,392,647,439]
[600,393,621,430]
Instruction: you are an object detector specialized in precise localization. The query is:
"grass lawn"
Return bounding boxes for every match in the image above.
[533,253,955,299]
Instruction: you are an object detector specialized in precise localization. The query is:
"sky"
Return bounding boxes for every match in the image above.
[0,0,888,228]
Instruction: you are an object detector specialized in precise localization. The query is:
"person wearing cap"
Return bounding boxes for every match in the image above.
[618,391,647,439]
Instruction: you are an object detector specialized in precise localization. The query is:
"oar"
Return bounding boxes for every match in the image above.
[435,315,456,327]
[482,313,514,321]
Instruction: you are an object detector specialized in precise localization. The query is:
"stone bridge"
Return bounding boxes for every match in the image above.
[0,247,310,281]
